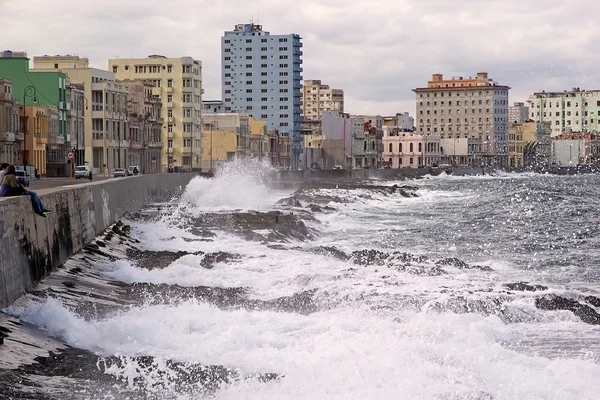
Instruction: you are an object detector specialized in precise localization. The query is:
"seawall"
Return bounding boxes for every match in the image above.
[0,173,194,309]
[276,166,486,181]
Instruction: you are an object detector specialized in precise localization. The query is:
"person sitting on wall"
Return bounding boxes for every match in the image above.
[0,165,52,217]
[0,163,8,183]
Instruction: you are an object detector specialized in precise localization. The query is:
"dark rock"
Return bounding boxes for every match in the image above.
[277,197,303,207]
[126,249,202,270]
[437,257,468,268]
[585,295,600,307]
[312,246,350,261]
[307,204,323,212]
[351,249,390,266]
[505,282,548,292]
[535,295,600,325]
[201,252,240,269]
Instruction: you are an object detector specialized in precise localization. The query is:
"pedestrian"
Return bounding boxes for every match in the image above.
[0,165,52,217]
[0,163,8,183]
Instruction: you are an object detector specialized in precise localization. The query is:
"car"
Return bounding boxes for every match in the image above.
[15,170,30,187]
[74,165,92,179]
[112,168,126,178]
[127,166,140,176]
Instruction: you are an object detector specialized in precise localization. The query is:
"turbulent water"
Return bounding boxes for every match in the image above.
[3,161,600,399]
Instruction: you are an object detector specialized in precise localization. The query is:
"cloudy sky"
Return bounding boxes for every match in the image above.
[1,0,598,115]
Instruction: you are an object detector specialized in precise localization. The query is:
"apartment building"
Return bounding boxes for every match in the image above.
[527,88,600,137]
[200,113,250,171]
[221,23,304,169]
[202,100,226,114]
[123,79,164,174]
[382,127,442,168]
[509,102,529,123]
[0,79,21,164]
[302,80,344,121]
[413,72,510,167]
[508,121,552,167]
[382,112,414,131]
[32,55,129,174]
[65,83,84,173]
[110,55,203,170]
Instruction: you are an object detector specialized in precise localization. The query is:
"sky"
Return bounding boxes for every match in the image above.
[1,0,598,116]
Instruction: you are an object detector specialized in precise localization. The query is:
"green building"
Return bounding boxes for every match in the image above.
[0,50,68,138]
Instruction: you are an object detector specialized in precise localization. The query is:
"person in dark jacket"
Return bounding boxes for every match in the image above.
[0,165,51,217]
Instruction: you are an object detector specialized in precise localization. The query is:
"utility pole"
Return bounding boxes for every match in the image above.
[22,85,37,171]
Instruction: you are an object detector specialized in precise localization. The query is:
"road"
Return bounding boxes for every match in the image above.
[27,176,113,190]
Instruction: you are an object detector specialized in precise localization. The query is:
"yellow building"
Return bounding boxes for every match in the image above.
[32,55,129,175]
[109,55,203,171]
[249,117,268,159]
[509,122,542,167]
[201,127,237,172]
[21,105,60,174]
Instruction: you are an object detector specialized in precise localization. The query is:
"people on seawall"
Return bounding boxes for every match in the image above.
[0,163,52,217]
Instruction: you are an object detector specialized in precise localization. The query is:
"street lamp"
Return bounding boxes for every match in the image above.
[191,117,199,171]
[75,96,88,167]
[22,85,37,171]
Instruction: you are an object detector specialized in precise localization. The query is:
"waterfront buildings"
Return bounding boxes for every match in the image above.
[382,112,414,131]
[0,51,69,172]
[413,72,510,167]
[249,117,268,159]
[509,102,529,123]
[200,112,250,171]
[382,126,442,168]
[508,121,551,167]
[0,79,21,164]
[32,55,129,175]
[527,88,600,137]
[202,100,226,114]
[302,80,344,121]
[221,23,304,169]
[109,55,203,170]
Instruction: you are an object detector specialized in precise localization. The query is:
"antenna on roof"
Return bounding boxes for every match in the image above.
[251,14,253,24]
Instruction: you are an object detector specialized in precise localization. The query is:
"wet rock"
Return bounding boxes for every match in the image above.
[351,249,390,266]
[312,246,350,261]
[277,196,303,207]
[505,282,548,292]
[201,252,240,269]
[437,257,468,268]
[535,295,600,325]
[126,249,203,270]
[585,295,600,307]
[306,203,323,212]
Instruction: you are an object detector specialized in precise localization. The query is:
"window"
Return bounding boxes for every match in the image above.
[279,47,288,51]
[246,81,252,85]
[261,55,267,59]
[246,89,252,93]
[224,73,231,77]
[261,80,267,84]
[261,114,268,118]
[261,72,267,76]
[261,38,267,43]
[246,64,252,68]
[225,81,231,86]
[279,64,288,68]
[225,65,231,69]
[279,55,288,59]
[261,89,267,93]
[168,124,173,132]
[168,110,173,118]
[261,64,267,68]
[224,56,231,61]
[167,95,173,102]
[261,97,268,101]
[246,39,252,43]
[261,47,267,51]
[246,97,253,101]
[246,72,253,76]
[246,56,252,60]
[279,72,288,76]
[224,39,231,44]
[184,138,192,147]
[167,79,173,87]
[279,80,288,84]
[246,47,252,51]
[261,106,268,110]
[225,48,231,53]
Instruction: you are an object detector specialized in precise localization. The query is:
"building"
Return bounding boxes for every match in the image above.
[509,102,529,123]
[122,79,164,174]
[20,105,62,174]
[413,72,510,167]
[63,82,84,176]
[382,126,442,168]
[200,113,250,171]
[202,100,226,114]
[0,79,21,164]
[382,112,414,131]
[221,23,304,169]
[32,55,129,175]
[355,114,383,167]
[249,117,268,160]
[109,55,203,171]
[0,51,69,171]
[302,80,344,121]
[508,121,552,167]
[527,88,600,137]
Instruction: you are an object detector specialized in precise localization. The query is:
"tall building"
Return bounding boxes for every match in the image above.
[32,55,129,174]
[413,72,510,167]
[527,88,600,137]
[509,102,529,123]
[110,55,203,170]
[302,80,344,121]
[0,78,21,164]
[0,51,69,171]
[221,23,304,169]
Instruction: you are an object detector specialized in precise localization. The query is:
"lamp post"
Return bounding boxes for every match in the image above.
[209,121,218,173]
[191,117,199,172]
[22,85,37,171]
[75,95,88,167]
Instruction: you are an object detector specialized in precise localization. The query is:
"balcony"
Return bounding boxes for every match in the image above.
[0,132,16,142]
[166,102,174,108]
[166,86,174,94]
[35,135,48,144]
[130,142,143,150]
[148,141,164,148]
[152,87,162,96]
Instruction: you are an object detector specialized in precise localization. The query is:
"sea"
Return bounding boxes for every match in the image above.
[2,160,600,399]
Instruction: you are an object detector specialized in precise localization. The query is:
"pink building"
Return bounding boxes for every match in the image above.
[382,126,441,168]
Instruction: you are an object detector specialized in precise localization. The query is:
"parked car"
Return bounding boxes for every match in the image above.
[15,170,30,187]
[113,168,126,178]
[127,166,140,176]
[74,165,92,179]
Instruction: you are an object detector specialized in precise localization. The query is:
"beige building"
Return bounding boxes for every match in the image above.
[123,79,164,174]
[109,55,203,170]
[413,72,510,167]
[302,80,344,121]
[249,117,268,159]
[0,79,21,164]
[200,113,250,171]
[22,105,61,174]
[382,126,442,168]
[509,121,552,167]
[509,102,529,124]
[32,55,129,175]
[527,88,600,137]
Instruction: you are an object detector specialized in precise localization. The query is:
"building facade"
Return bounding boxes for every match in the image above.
[249,117,268,160]
[123,79,164,174]
[202,100,226,114]
[383,112,414,131]
[221,23,304,169]
[65,82,85,174]
[509,102,529,123]
[413,72,510,167]
[32,55,129,175]
[110,55,203,171]
[527,88,600,137]
[0,79,21,164]
[382,126,442,168]
[200,113,250,171]
[302,79,344,121]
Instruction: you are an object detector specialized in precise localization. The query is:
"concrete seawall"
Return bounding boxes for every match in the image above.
[0,174,194,309]
[277,166,486,181]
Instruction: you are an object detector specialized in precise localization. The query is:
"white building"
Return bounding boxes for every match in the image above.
[509,102,529,123]
[527,88,600,137]
[302,80,344,121]
[221,23,304,169]
[382,126,442,168]
[413,72,510,167]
